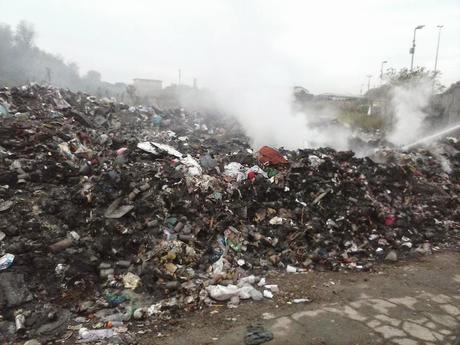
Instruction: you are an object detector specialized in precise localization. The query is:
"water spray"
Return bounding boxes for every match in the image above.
[401,122,460,150]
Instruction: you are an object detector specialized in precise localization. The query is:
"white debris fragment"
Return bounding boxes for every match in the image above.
[286,265,298,273]
[264,285,279,293]
[269,217,284,225]
[263,290,273,299]
[257,278,266,287]
[292,298,311,304]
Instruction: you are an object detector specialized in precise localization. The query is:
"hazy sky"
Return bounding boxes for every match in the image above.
[2,0,460,94]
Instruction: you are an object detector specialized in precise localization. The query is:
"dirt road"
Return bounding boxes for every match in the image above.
[143,251,460,345]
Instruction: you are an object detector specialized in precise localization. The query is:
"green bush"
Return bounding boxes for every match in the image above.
[338,111,389,132]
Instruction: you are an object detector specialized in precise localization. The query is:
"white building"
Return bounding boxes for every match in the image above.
[133,78,162,98]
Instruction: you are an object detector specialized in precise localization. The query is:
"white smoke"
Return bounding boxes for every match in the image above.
[206,2,353,151]
[211,69,353,151]
[387,78,432,146]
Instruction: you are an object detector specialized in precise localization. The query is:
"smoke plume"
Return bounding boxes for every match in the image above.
[387,78,433,146]
[206,3,352,151]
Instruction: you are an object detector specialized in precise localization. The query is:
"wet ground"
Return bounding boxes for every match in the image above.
[144,250,460,345]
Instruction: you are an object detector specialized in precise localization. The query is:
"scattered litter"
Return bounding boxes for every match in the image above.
[263,290,273,299]
[264,285,279,293]
[78,327,118,343]
[122,272,141,290]
[104,198,134,219]
[286,265,296,273]
[0,200,13,212]
[292,298,311,304]
[0,253,14,270]
[0,82,458,344]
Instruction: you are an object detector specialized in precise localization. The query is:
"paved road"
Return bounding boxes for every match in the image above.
[151,251,460,345]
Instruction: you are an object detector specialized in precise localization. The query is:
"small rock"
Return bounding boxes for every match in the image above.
[49,238,73,253]
[249,288,263,301]
[385,250,398,262]
[261,312,275,320]
[165,281,180,290]
[133,308,145,320]
[415,243,432,255]
[0,273,33,307]
[99,268,114,278]
[244,325,274,345]
[302,258,312,267]
[115,260,131,268]
[24,340,41,345]
[227,295,240,308]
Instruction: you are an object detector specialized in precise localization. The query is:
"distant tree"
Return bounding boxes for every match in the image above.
[14,20,35,47]
[0,20,125,101]
[366,67,445,100]
[82,70,102,93]
[0,24,13,46]
[84,70,102,84]
[384,67,444,92]
[68,62,79,76]
[0,24,14,84]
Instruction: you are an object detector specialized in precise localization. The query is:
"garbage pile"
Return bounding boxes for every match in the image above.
[0,84,459,343]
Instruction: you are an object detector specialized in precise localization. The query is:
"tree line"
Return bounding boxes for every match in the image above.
[0,21,128,100]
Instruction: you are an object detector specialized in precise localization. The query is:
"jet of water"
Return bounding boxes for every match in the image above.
[402,122,460,150]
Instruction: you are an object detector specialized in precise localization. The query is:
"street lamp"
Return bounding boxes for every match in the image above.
[380,60,388,84]
[410,24,425,71]
[434,25,444,74]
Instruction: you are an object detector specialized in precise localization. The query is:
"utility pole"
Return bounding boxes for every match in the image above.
[366,75,372,92]
[178,68,182,85]
[434,25,443,73]
[410,25,425,71]
[380,60,387,85]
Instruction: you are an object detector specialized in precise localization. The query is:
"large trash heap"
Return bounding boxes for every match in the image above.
[0,84,459,343]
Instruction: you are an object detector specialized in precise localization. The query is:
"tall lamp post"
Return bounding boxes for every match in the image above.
[434,25,444,74]
[410,25,425,71]
[380,60,388,85]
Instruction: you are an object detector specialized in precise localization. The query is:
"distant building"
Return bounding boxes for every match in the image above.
[133,78,162,98]
[315,93,362,101]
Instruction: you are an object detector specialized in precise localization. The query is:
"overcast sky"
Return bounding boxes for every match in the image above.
[2,0,460,94]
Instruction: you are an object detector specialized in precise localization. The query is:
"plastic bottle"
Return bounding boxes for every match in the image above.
[78,328,116,342]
